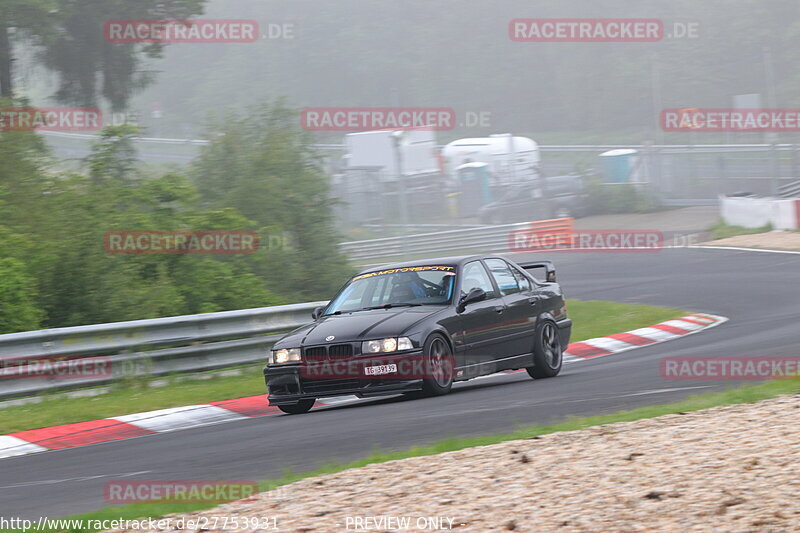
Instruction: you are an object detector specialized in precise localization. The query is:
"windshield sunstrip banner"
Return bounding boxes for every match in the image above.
[352,266,456,282]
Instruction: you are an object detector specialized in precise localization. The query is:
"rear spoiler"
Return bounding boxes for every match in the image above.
[518,261,557,283]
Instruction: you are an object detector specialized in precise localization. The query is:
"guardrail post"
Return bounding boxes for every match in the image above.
[770,143,780,196]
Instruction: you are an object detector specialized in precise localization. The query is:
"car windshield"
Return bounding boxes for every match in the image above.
[325,266,457,315]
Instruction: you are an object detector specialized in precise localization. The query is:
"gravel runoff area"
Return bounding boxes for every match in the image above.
[111,395,800,532]
[703,231,800,251]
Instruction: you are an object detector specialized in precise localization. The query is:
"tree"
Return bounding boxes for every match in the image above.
[192,101,354,300]
[0,0,55,98]
[1,0,206,109]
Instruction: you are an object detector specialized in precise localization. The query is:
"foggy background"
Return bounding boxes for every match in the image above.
[16,0,800,143]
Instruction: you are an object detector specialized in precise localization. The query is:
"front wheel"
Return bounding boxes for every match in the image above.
[277,399,315,414]
[526,321,563,379]
[421,334,454,396]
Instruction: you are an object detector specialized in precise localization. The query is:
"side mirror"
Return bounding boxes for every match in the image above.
[311,306,325,320]
[457,288,487,313]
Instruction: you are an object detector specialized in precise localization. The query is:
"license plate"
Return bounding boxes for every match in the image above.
[364,364,397,376]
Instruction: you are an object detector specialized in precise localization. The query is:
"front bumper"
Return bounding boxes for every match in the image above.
[264,350,425,406]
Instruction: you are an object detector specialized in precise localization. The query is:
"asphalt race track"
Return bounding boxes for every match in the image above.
[2,248,799,519]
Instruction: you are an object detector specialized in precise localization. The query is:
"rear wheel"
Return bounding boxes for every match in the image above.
[277,399,315,414]
[421,334,454,396]
[526,321,563,379]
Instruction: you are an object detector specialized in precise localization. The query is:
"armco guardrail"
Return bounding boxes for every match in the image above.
[0,301,325,400]
[779,179,800,198]
[340,218,574,263]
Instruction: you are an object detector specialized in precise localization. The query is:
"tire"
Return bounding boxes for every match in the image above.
[277,399,315,414]
[526,320,563,379]
[420,334,455,396]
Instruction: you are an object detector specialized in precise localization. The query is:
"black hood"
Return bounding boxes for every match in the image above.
[275,306,443,347]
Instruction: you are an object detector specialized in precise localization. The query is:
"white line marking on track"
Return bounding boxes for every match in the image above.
[616,386,715,397]
[560,386,716,404]
[690,245,800,255]
[0,470,152,489]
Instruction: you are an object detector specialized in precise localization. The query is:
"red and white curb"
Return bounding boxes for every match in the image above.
[0,313,726,460]
[0,396,288,459]
[563,313,727,362]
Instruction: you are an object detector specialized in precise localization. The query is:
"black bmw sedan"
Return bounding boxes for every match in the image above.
[264,254,572,414]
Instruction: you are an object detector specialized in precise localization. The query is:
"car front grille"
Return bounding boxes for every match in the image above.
[304,346,327,361]
[303,343,355,360]
[328,344,354,357]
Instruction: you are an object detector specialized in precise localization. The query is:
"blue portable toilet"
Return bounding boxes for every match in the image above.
[598,149,639,183]
[456,162,492,217]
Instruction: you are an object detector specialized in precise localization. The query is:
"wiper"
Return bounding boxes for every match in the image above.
[365,303,422,310]
[330,309,372,315]
[329,303,422,315]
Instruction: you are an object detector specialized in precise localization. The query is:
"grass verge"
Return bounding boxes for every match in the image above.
[6,378,798,533]
[709,219,772,240]
[0,300,686,434]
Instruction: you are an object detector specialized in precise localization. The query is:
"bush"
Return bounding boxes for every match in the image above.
[0,257,45,334]
[585,175,655,214]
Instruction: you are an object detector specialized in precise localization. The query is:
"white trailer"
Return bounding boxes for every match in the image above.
[442,134,541,186]
[343,129,440,178]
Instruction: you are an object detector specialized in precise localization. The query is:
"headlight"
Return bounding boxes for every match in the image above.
[362,337,413,354]
[269,348,301,364]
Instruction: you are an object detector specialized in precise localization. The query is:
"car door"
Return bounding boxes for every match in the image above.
[456,260,506,375]
[484,258,537,357]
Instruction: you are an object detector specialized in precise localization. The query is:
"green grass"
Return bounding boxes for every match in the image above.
[5,378,798,533]
[709,219,772,240]
[566,300,684,342]
[0,300,686,434]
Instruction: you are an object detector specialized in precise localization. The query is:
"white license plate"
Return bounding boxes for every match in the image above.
[364,364,398,376]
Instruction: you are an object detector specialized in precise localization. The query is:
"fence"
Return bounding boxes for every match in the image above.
[340,218,574,263]
[41,132,800,205]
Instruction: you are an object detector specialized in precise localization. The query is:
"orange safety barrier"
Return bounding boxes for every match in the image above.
[507,217,575,251]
